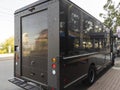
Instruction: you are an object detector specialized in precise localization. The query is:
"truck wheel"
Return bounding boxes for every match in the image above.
[111,54,115,66]
[87,65,96,85]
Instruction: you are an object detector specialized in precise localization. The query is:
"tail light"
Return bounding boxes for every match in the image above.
[52,64,56,69]
[51,58,57,75]
[52,70,56,75]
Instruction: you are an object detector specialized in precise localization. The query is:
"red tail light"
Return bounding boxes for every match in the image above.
[52,64,56,69]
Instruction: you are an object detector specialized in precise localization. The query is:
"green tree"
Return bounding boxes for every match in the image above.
[0,43,7,54]
[100,0,120,32]
[0,37,14,54]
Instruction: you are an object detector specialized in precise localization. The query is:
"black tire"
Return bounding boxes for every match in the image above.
[87,65,96,85]
[111,60,115,66]
[111,54,115,66]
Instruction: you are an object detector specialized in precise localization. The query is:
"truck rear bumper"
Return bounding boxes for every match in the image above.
[8,78,45,90]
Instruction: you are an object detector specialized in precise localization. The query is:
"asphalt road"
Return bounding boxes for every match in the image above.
[0,57,23,90]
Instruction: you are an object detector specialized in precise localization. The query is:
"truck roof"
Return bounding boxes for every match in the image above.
[15,0,51,14]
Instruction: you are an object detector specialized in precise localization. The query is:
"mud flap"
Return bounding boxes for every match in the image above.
[8,78,44,90]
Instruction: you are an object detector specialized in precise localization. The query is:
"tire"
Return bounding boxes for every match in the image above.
[87,65,96,85]
[111,54,115,66]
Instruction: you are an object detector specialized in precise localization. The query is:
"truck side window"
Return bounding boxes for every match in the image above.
[67,6,80,56]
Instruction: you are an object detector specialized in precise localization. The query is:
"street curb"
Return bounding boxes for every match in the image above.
[0,54,14,57]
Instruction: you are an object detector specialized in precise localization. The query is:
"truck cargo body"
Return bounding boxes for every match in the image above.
[9,0,115,90]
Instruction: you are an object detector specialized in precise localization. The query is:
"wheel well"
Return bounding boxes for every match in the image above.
[91,63,95,67]
[89,63,96,70]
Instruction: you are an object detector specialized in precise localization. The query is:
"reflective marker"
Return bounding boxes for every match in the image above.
[52,58,57,63]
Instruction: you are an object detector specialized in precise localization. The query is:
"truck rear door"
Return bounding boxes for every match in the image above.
[21,10,48,85]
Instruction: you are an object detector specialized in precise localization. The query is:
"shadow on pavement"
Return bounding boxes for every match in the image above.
[67,57,120,90]
[64,65,112,90]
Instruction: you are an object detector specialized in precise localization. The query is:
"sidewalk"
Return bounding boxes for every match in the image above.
[88,57,120,90]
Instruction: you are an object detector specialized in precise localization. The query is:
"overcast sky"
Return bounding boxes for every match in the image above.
[0,0,119,43]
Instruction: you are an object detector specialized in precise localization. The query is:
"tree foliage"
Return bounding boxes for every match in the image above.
[0,37,14,54]
[100,0,120,32]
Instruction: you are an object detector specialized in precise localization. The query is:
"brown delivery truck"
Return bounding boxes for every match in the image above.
[9,0,115,90]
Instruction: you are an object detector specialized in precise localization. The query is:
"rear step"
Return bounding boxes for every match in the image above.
[8,78,44,90]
